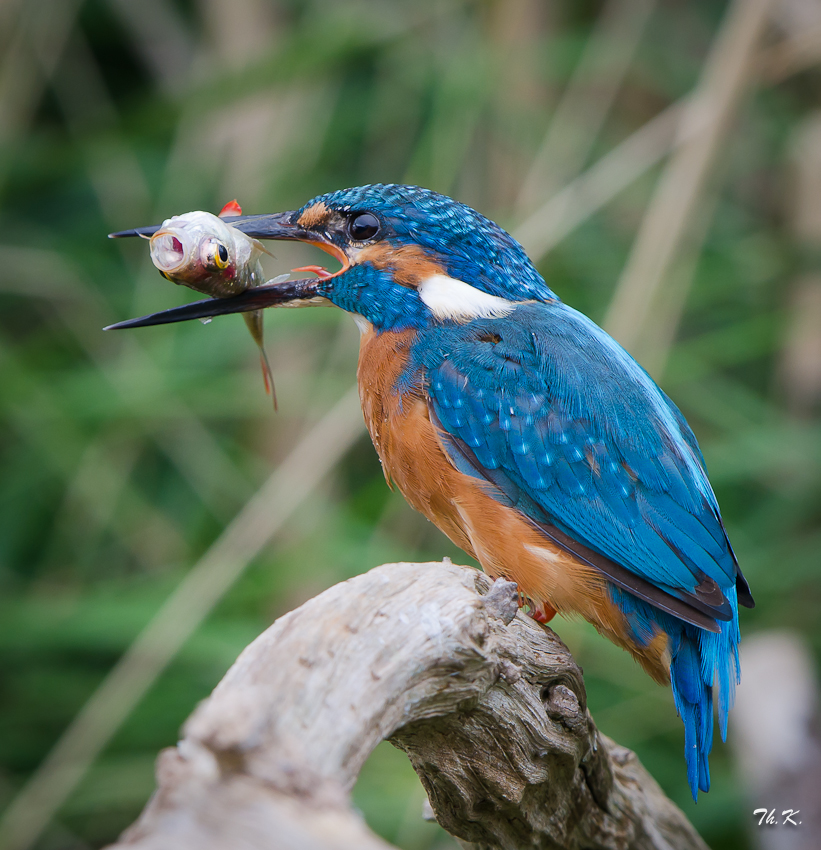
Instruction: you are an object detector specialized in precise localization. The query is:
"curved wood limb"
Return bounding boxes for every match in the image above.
[108,561,707,850]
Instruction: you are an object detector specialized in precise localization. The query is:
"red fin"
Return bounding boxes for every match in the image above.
[291,264,332,279]
[219,199,242,218]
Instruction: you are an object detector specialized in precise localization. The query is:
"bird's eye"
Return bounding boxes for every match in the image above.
[348,212,380,242]
[214,243,230,269]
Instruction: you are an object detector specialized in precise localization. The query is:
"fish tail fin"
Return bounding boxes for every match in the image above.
[259,349,277,410]
[242,310,277,411]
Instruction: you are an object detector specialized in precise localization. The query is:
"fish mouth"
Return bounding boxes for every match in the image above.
[107,210,346,329]
[149,230,188,273]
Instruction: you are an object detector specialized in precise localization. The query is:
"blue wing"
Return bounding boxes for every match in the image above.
[409,299,752,799]
[412,300,752,626]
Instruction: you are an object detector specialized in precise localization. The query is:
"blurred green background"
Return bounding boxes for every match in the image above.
[1,1,821,848]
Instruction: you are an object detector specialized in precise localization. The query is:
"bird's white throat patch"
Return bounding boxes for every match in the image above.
[418,274,516,322]
[350,313,373,335]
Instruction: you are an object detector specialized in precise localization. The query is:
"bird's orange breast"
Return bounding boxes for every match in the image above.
[356,326,671,684]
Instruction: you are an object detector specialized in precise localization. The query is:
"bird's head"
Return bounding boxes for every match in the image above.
[108,184,557,333]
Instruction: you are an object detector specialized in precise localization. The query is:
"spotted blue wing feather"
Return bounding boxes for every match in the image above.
[412,300,749,798]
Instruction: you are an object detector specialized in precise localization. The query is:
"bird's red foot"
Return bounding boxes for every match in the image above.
[531,603,557,624]
[516,592,557,624]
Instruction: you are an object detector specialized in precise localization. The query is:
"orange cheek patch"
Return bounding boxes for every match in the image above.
[355,243,446,288]
[297,202,330,229]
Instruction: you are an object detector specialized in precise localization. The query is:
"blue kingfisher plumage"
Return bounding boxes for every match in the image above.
[111,183,754,798]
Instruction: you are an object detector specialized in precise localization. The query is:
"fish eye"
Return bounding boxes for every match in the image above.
[214,243,230,269]
[347,212,380,242]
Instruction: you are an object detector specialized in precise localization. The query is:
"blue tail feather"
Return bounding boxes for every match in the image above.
[612,586,740,800]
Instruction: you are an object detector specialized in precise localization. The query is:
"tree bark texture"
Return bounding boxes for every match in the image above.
[109,560,707,850]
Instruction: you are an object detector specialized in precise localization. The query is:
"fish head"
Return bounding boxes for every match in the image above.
[149,210,264,298]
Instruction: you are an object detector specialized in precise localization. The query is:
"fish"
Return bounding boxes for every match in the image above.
[148,200,278,406]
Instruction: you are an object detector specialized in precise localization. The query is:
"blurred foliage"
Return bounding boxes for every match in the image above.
[1,1,820,848]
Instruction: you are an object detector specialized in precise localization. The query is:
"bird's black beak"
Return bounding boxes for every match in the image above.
[103,277,325,330]
[107,211,340,329]
[108,210,313,242]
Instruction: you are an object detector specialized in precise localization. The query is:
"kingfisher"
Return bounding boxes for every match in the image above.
[109,183,754,798]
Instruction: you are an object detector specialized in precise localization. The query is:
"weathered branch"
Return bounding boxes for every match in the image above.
[108,561,706,850]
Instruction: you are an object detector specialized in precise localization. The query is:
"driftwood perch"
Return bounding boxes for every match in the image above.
[109,561,707,850]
